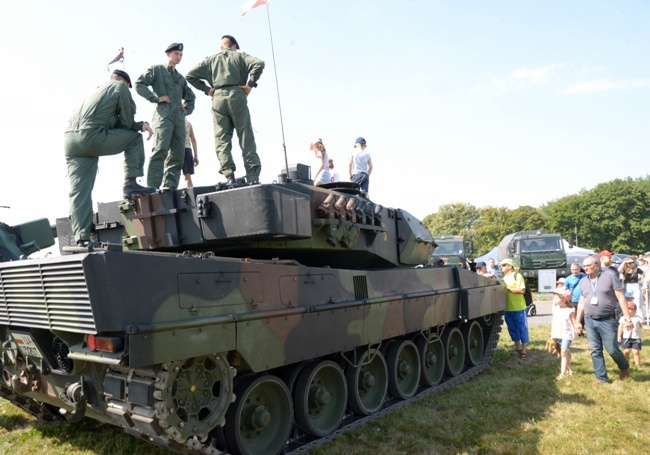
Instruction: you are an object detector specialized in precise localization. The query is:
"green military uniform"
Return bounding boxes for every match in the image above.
[136,64,195,190]
[64,79,147,242]
[186,47,264,183]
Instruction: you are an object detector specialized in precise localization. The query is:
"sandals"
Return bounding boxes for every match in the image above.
[556,373,565,380]
[520,353,528,360]
[567,369,574,376]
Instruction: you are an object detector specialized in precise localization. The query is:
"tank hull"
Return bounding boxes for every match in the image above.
[0,250,505,454]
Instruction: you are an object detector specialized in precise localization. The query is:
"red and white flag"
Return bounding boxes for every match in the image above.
[241,0,267,16]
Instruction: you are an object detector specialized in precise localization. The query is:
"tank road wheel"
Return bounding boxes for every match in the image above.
[223,375,293,455]
[386,340,421,400]
[462,321,485,366]
[483,313,495,326]
[346,348,388,415]
[415,336,445,387]
[294,360,348,437]
[155,355,235,444]
[443,327,466,377]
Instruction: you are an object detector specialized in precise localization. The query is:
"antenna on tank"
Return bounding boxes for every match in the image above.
[264,4,290,179]
[242,1,290,179]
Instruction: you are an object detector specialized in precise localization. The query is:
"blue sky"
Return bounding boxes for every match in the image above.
[1,0,648,228]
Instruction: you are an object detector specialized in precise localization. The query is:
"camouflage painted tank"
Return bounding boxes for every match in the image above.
[0,173,505,455]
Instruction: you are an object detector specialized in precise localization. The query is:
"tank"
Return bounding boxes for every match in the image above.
[0,174,505,455]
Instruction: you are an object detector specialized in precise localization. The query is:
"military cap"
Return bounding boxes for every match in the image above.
[222,35,239,49]
[165,43,183,53]
[112,69,132,87]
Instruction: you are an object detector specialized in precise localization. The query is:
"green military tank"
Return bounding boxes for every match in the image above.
[0,170,505,455]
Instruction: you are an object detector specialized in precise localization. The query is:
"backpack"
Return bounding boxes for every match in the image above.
[516,273,534,306]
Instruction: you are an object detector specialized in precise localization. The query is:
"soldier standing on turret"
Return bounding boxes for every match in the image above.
[64,70,155,246]
[136,43,196,191]
[186,35,264,185]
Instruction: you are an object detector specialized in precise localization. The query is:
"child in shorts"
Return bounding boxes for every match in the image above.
[618,298,643,369]
[551,288,576,379]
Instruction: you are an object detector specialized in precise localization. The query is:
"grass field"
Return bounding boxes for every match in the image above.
[1,324,648,455]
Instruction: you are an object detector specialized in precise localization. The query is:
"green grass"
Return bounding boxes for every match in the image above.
[2,325,648,454]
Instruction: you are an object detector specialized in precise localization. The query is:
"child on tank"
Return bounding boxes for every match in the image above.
[551,288,577,380]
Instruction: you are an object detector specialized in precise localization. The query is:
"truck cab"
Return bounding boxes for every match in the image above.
[431,235,472,268]
[498,230,570,287]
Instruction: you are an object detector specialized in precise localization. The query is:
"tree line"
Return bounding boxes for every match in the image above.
[422,176,650,257]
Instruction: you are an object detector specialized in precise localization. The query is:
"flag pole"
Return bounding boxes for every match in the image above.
[264,3,290,180]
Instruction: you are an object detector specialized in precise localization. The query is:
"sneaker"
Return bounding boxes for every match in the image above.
[567,369,574,376]
[556,374,565,380]
[620,369,631,380]
[123,180,156,199]
[225,175,236,185]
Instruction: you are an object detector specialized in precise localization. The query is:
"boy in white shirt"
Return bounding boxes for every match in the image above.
[618,298,643,369]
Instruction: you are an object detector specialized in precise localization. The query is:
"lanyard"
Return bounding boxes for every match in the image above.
[590,275,598,294]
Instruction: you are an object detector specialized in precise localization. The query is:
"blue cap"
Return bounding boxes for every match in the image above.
[355,137,366,145]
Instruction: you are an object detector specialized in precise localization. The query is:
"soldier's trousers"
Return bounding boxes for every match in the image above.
[212,87,261,183]
[64,128,145,242]
[146,113,185,190]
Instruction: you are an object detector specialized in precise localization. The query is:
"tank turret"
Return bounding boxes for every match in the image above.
[56,169,434,269]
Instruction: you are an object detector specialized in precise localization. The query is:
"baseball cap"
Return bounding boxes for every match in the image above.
[598,250,615,259]
[551,288,572,302]
[556,277,566,285]
[498,258,515,267]
[355,137,366,145]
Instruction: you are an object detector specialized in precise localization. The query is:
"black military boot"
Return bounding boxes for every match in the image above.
[123,178,156,199]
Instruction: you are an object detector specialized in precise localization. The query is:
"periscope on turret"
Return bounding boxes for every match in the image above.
[0,166,506,455]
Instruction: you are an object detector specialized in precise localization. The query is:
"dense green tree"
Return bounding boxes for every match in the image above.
[422,176,650,257]
[423,203,480,240]
[473,206,511,256]
[509,205,549,232]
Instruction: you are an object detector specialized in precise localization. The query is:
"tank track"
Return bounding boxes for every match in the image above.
[0,316,502,454]
[286,314,503,454]
[0,383,63,422]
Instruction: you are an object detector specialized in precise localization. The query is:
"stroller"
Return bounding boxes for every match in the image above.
[524,281,536,316]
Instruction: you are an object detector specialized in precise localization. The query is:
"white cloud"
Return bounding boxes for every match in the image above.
[563,78,650,94]
[487,63,566,92]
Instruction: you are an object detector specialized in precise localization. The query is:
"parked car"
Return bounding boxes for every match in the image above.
[611,253,633,266]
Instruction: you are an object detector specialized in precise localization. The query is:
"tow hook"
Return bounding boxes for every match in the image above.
[59,377,87,422]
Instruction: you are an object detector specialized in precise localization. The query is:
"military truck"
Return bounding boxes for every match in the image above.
[498,230,571,289]
[0,172,505,455]
[431,235,473,268]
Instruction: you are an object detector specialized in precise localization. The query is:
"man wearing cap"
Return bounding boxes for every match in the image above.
[64,70,155,245]
[135,43,196,190]
[349,137,373,196]
[498,258,530,360]
[185,35,264,185]
[598,250,617,273]
[576,255,633,383]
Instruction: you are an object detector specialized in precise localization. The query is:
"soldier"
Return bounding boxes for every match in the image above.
[186,35,264,184]
[135,43,196,190]
[64,69,155,246]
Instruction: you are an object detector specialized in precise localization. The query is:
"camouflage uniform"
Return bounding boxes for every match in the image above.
[186,49,264,183]
[64,79,147,242]
[136,64,195,190]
